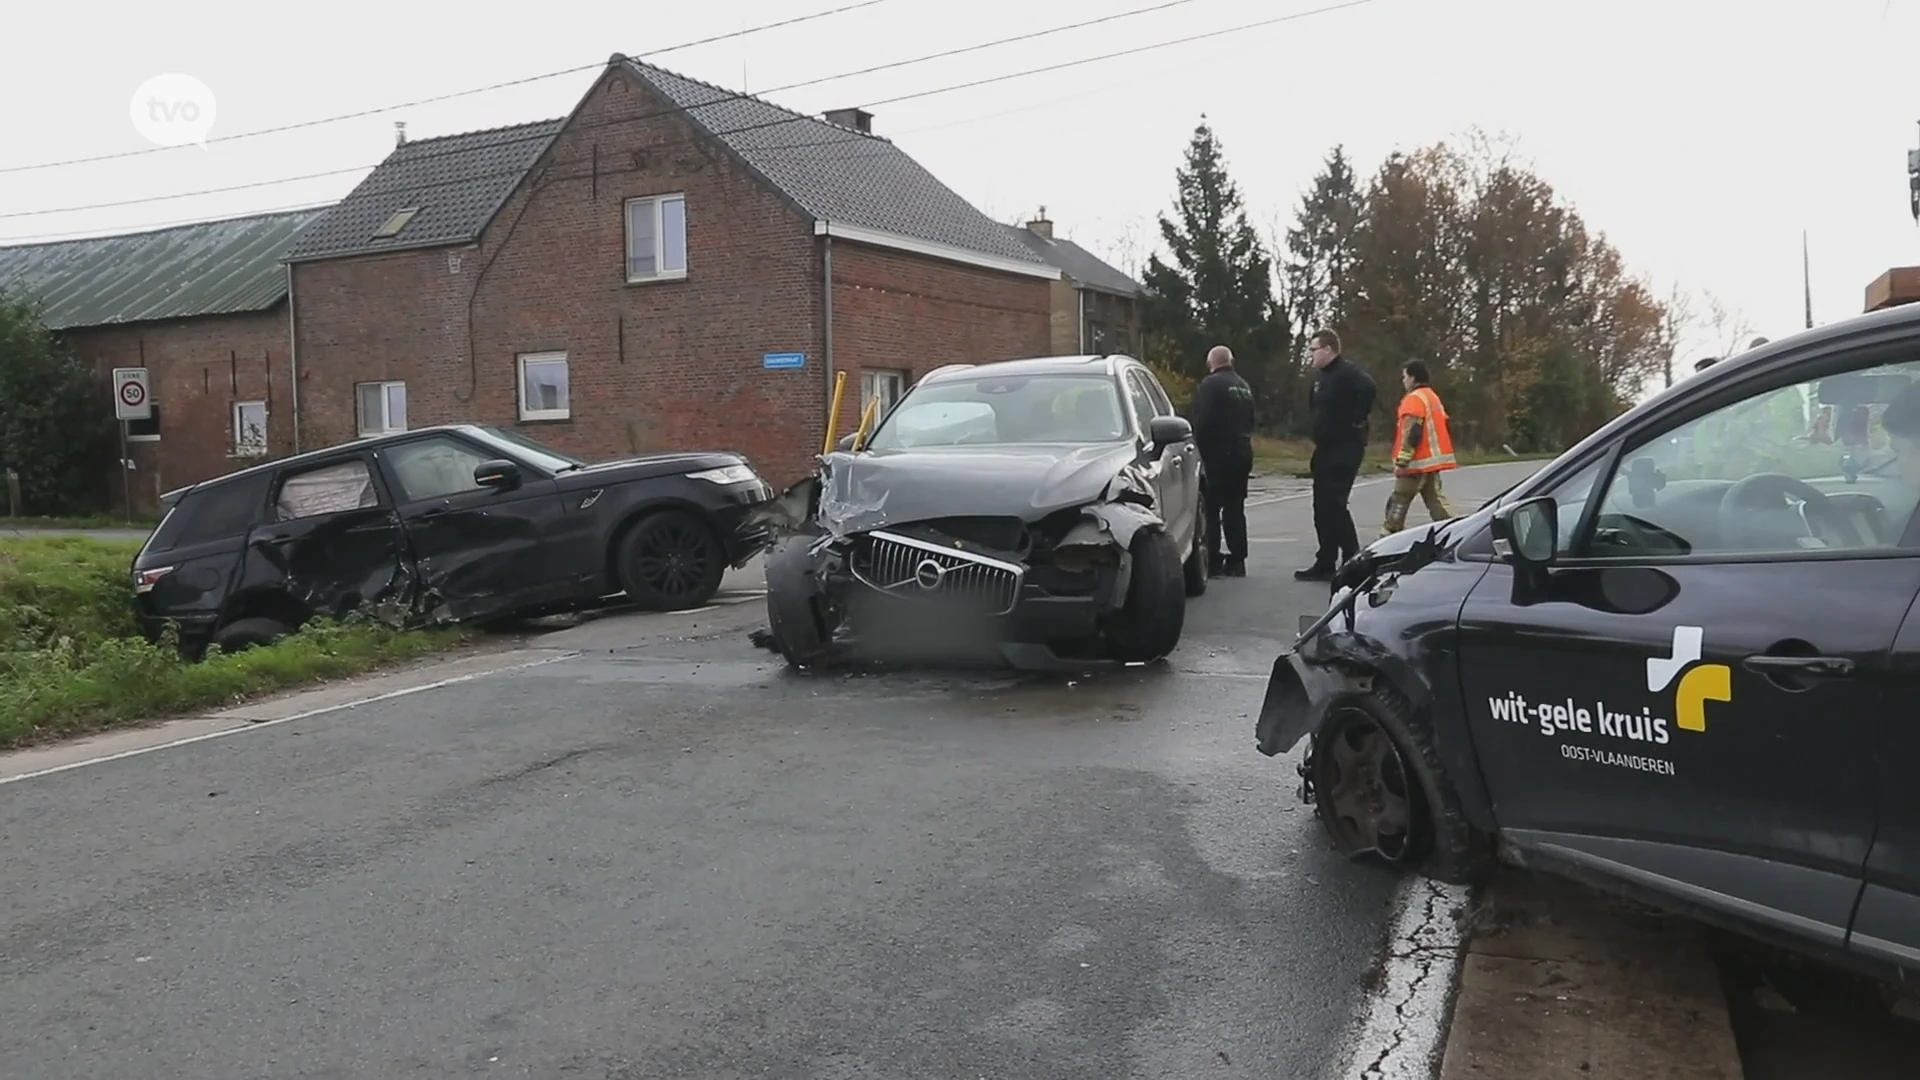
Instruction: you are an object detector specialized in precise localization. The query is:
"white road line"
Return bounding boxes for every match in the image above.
[1330,876,1473,1079]
[0,651,581,788]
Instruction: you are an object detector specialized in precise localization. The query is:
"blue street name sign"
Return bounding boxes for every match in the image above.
[763,352,806,370]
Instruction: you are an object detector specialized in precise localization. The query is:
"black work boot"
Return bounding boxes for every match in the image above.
[1224,557,1247,577]
[1293,564,1334,582]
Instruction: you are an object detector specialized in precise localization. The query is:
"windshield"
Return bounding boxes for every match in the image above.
[864,373,1131,450]
[473,425,589,471]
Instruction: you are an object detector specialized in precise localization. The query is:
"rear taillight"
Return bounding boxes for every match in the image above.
[133,566,175,594]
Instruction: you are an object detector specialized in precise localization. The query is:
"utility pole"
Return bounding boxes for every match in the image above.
[1803,231,1814,329]
[1909,119,1919,224]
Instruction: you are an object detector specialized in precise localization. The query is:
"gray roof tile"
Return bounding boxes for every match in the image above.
[283,118,563,263]
[1002,225,1142,296]
[0,208,327,330]
[625,60,1047,268]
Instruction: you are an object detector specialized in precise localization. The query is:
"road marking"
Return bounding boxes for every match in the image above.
[1246,537,1298,543]
[0,650,581,788]
[1330,876,1472,1079]
[1246,476,1392,508]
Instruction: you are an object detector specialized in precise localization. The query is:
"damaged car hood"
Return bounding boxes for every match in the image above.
[816,442,1145,532]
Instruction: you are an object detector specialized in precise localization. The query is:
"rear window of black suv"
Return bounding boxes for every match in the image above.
[146,471,272,553]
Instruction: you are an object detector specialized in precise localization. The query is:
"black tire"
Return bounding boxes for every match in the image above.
[1183,488,1209,598]
[762,536,833,668]
[1106,528,1186,663]
[616,509,725,611]
[211,616,291,656]
[1309,680,1492,885]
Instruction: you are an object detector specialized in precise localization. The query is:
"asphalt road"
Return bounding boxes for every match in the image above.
[0,462,1542,1080]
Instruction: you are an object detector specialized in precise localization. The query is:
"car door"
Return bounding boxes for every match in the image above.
[1454,346,1920,952]
[1134,366,1202,538]
[1854,603,1920,971]
[1123,368,1196,549]
[239,452,413,617]
[378,432,574,621]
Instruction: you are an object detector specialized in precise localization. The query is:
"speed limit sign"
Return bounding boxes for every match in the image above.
[113,368,151,421]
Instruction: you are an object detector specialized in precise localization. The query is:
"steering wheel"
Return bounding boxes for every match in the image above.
[1718,473,1865,550]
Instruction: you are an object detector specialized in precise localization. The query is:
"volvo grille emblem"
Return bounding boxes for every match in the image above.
[914,558,947,589]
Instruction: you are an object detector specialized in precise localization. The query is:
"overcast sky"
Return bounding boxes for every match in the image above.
[3,0,1917,376]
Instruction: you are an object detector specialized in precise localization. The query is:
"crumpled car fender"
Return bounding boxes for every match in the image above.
[1255,628,1435,757]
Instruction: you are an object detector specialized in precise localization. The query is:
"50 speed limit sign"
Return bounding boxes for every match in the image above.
[113,367,152,421]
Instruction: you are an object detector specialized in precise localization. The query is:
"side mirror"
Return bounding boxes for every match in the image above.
[1491,496,1557,567]
[473,459,521,490]
[1148,414,1192,449]
[836,433,859,452]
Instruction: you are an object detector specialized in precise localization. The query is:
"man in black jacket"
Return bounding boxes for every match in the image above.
[1296,329,1376,581]
[1190,344,1257,577]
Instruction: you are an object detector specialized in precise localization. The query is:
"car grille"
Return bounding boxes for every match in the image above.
[854,530,1023,615]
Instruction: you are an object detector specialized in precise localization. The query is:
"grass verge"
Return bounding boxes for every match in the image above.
[1,514,159,531]
[1252,436,1560,478]
[0,535,469,750]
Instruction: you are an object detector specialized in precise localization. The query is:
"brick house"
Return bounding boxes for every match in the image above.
[0,209,326,515]
[1003,211,1143,357]
[283,56,1061,486]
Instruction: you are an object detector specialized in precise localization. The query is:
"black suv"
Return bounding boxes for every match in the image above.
[1258,300,1920,982]
[132,424,773,655]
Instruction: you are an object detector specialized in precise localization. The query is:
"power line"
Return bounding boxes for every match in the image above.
[0,0,1374,233]
[0,0,896,176]
[0,0,1207,222]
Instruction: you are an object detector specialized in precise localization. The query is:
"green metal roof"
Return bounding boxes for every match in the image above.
[0,208,329,330]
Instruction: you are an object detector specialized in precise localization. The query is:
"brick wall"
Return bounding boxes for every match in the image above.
[292,65,1051,489]
[61,307,291,515]
[1044,278,1079,355]
[827,241,1050,447]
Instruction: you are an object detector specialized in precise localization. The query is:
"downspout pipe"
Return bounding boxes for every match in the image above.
[1077,285,1085,353]
[285,262,301,454]
[822,232,835,449]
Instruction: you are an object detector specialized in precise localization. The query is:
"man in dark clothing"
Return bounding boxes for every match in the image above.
[1296,329,1376,581]
[1190,344,1257,577]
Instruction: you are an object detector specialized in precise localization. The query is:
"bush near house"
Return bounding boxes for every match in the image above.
[0,535,469,749]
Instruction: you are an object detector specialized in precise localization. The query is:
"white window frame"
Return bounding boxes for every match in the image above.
[232,400,269,457]
[625,193,688,283]
[517,351,571,422]
[356,380,407,438]
[860,369,907,421]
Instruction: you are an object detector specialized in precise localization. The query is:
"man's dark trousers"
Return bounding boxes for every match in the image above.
[1310,441,1364,569]
[1203,444,1252,570]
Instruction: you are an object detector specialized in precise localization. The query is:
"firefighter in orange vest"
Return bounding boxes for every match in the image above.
[1383,359,1457,535]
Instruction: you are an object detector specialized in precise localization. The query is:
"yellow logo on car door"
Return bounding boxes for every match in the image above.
[1646,625,1732,732]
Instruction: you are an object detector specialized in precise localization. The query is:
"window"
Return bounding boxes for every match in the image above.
[1123,371,1159,436]
[233,400,268,457]
[1576,358,1920,559]
[625,193,687,281]
[127,380,160,441]
[1136,369,1174,416]
[518,352,570,421]
[148,470,271,551]
[274,459,380,521]
[866,373,1128,451]
[860,369,906,421]
[385,435,492,502]
[356,381,407,437]
[372,207,419,239]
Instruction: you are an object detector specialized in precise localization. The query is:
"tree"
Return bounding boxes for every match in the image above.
[0,291,117,516]
[1140,118,1285,409]
[1276,146,1367,434]
[1280,133,1668,450]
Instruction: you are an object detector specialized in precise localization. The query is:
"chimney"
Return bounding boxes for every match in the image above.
[823,107,873,134]
[1026,207,1053,239]
[395,121,407,147]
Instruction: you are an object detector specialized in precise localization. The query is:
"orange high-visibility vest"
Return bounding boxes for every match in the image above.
[1394,386,1457,473]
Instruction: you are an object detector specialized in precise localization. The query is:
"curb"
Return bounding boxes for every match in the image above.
[1437,870,1744,1079]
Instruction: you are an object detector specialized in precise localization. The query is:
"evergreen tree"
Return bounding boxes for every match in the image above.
[1140,118,1283,410]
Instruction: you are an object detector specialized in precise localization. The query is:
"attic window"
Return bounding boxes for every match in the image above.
[372,207,420,239]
